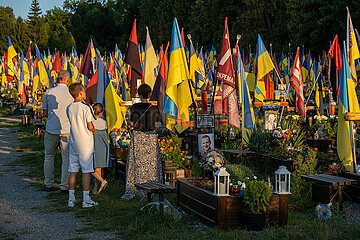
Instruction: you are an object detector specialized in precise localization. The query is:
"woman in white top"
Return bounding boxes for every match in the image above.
[91,103,109,194]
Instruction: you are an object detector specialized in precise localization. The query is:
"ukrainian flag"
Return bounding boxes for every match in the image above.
[338,41,360,172]
[35,44,54,88]
[96,53,127,133]
[238,47,255,143]
[144,27,158,90]
[255,34,274,101]
[7,36,17,76]
[163,18,191,130]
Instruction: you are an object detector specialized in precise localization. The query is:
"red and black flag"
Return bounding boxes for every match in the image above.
[328,34,342,97]
[85,70,98,105]
[124,19,142,98]
[80,41,94,79]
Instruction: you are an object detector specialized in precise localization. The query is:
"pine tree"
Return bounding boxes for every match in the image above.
[27,0,42,24]
[27,0,49,49]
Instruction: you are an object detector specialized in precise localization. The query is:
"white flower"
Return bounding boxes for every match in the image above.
[241,182,246,189]
[208,157,214,163]
[245,177,249,180]
[230,183,233,186]
[253,176,257,180]
[237,181,242,186]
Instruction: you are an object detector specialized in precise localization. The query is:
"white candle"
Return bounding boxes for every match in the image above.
[280,181,286,193]
[220,182,225,194]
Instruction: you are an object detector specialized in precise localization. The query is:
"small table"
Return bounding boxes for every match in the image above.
[301,174,357,203]
[221,149,256,156]
[135,181,175,214]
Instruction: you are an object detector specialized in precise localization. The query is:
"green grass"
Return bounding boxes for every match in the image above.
[10,123,360,240]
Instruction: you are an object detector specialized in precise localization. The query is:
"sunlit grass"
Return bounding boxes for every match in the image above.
[10,123,360,240]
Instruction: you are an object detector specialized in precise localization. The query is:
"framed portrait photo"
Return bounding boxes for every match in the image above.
[198,133,214,156]
[265,111,278,131]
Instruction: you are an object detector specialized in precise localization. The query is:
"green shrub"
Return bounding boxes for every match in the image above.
[291,149,317,198]
[244,180,272,213]
[226,164,253,183]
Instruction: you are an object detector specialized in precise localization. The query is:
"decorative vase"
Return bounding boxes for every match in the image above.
[239,189,245,197]
[231,185,240,196]
[244,212,266,231]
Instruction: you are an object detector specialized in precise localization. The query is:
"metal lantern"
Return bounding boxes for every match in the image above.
[275,166,291,194]
[213,167,230,196]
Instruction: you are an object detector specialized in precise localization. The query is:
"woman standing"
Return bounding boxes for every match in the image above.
[122,84,162,199]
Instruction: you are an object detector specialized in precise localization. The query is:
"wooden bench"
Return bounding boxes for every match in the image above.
[135,181,176,214]
[301,174,357,203]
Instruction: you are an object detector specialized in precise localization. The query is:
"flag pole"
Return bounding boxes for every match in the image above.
[350,121,358,173]
[210,69,217,114]
[186,34,198,119]
[278,83,290,124]
[305,71,321,105]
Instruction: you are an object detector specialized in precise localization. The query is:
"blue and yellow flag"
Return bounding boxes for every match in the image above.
[96,52,127,132]
[144,27,158,90]
[163,18,192,130]
[255,34,274,101]
[7,36,17,76]
[35,44,54,88]
[338,41,360,172]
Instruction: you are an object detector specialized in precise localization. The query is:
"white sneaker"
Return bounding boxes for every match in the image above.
[82,199,98,208]
[68,200,75,207]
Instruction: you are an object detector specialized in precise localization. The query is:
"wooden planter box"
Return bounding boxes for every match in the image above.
[177,178,288,230]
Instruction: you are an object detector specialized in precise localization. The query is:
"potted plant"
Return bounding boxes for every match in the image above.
[243,180,272,231]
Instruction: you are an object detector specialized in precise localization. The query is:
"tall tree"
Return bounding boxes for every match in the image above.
[27,0,49,49]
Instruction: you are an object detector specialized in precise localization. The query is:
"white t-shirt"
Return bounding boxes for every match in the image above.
[42,84,74,134]
[93,118,108,131]
[66,102,95,155]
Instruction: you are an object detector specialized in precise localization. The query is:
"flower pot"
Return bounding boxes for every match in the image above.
[244,212,266,231]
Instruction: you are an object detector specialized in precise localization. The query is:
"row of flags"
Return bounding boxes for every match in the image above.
[2,8,360,171]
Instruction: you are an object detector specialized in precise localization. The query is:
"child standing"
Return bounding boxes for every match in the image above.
[91,103,109,194]
[67,83,98,208]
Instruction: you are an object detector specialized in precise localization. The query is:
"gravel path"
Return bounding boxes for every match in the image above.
[0,117,116,240]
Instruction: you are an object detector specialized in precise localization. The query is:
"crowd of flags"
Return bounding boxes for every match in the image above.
[1,7,360,172]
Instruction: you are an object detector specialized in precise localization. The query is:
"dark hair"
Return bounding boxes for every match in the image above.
[68,83,84,98]
[202,135,211,142]
[137,84,152,98]
[93,103,104,115]
[58,70,70,83]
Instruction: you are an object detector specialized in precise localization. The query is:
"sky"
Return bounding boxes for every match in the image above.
[1,0,65,19]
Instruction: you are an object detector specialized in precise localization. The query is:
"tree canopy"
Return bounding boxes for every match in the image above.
[1,0,360,56]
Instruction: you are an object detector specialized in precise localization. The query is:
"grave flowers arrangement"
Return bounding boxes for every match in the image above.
[200,149,226,172]
[328,162,344,175]
[158,135,186,167]
[190,177,214,191]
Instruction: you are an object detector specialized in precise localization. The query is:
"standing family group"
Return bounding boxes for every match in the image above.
[42,70,162,208]
[42,70,109,208]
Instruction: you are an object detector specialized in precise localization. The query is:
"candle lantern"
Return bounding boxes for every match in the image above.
[275,166,291,194]
[213,167,230,196]
[163,165,177,187]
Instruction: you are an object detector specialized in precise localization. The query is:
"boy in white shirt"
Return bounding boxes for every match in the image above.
[66,83,98,208]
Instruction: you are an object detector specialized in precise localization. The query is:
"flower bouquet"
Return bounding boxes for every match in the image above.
[158,135,186,167]
[200,149,226,172]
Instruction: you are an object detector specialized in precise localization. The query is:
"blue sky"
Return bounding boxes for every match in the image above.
[1,0,65,19]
